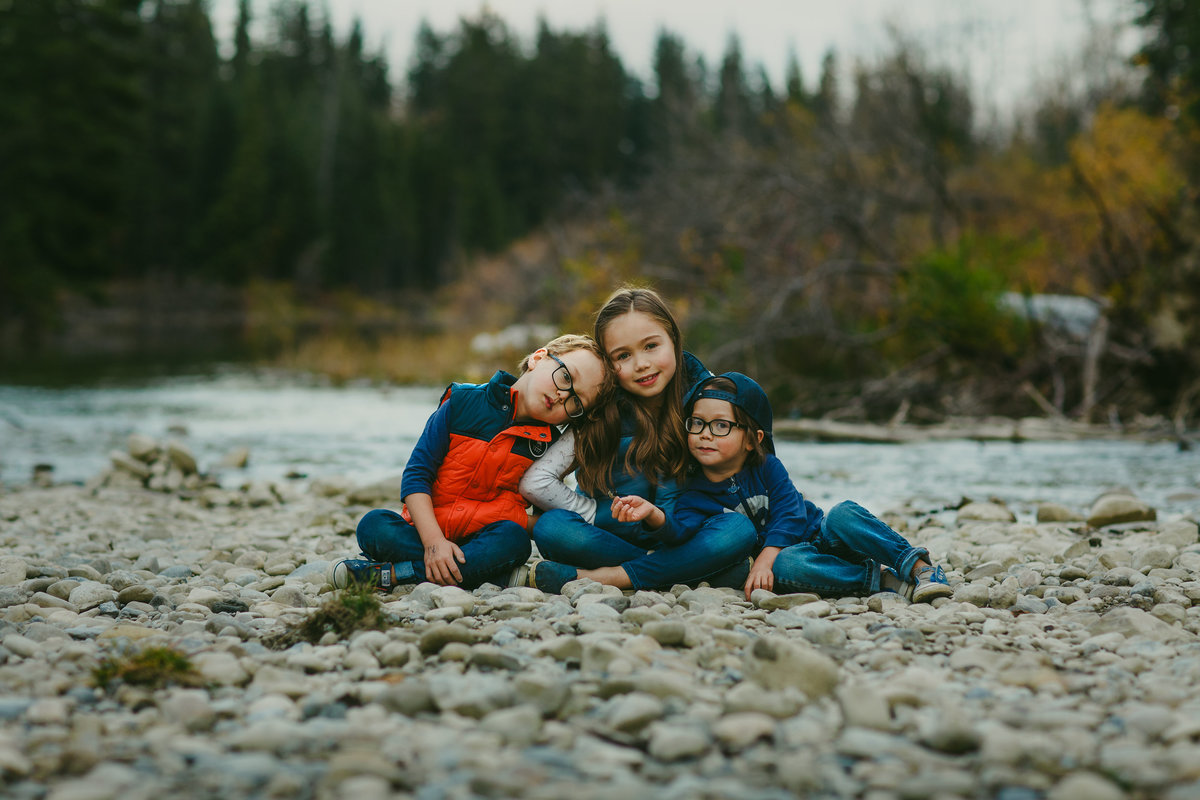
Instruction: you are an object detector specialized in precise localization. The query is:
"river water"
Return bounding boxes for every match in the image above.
[2,369,1199,523]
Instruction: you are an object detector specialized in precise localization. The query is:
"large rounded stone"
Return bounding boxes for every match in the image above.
[1087,494,1156,527]
[741,637,839,698]
[68,581,118,611]
[0,557,27,587]
[957,502,1016,523]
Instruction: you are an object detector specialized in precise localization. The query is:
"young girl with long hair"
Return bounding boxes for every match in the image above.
[517,287,757,592]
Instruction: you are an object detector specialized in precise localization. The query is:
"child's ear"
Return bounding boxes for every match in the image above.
[526,348,549,369]
[743,429,765,451]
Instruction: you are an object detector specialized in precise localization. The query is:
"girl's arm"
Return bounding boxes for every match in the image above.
[610,494,665,529]
[518,429,598,522]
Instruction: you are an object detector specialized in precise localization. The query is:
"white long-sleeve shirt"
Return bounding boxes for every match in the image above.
[519,429,598,523]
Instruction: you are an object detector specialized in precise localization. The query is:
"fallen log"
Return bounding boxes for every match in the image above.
[773,416,1182,444]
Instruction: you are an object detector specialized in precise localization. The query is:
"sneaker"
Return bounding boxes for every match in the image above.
[880,566,915,600]
[506,559,540,589]
[911,564,953,603]
[330,557,395,591]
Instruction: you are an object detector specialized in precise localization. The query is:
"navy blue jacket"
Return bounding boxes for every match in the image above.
[675,455,825,549]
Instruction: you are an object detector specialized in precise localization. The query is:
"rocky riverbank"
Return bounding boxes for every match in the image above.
[1,441,1199,799]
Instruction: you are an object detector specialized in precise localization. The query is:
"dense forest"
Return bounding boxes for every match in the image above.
[1,0,1199,427]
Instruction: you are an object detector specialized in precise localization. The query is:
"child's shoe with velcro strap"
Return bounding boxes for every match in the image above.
[506,559,540,589]
[330,557,395,591]
[911,564,953,603]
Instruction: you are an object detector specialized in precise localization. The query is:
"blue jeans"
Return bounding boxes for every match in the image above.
[771,500,928,596]
[355,509,531,589]
[531,508,758,592]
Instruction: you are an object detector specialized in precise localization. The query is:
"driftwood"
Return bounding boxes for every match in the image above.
[773,415,1183,444]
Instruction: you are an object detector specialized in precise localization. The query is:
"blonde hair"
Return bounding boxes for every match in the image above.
[574,287,689,495]
[518,333,614,410]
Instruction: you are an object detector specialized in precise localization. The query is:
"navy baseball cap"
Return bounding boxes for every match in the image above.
[684,372,775,453]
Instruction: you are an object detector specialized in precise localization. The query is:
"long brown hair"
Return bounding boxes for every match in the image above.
[574,287,690,495]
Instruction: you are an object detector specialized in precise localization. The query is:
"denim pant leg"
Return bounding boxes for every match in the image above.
[622,513,759,591]
[820,500,928,580]
[356,509,531,589]
[532,509,649,568]
[452,521,532,589]
[356,509,426,578]
[771,541,879,597]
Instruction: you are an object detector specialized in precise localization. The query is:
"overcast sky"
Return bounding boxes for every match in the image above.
[210,0,1138,116]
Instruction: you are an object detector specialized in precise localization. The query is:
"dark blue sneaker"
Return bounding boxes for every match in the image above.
[330,557,395,591]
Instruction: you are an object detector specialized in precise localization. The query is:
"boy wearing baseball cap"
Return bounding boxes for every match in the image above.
[675,372,953,602]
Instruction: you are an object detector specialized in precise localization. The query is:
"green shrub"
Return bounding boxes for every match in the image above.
[93,646,201,691]
[264,584,392,649]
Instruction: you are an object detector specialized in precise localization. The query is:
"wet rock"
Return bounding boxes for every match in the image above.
[109,451,151,480]
[1037,503,1082,523]
[127,433,159,462]
[958,502,1016,522]
[1088,493,1157,527]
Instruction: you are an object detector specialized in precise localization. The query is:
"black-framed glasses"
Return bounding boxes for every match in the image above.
[547,353,587,419]
[685,416,742,437]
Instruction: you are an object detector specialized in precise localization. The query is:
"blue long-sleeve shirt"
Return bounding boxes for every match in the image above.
[675,455,825,550]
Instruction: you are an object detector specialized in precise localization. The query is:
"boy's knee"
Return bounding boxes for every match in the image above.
[827,500,863,521]
[493,521,533,557]
[356,508,391,544]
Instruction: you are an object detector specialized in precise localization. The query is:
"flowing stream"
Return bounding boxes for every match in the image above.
[2,368,1199,522]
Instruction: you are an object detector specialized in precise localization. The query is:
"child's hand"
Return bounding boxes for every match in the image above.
[744,547,782,601]
[610,495,664,528]
[424,538,466,585]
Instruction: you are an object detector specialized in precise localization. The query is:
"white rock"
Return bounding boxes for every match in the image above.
[1131,544,1177,571]
[67,581,118,611]
[1157,519,1199,548]
[192,651,250,686]
[26,697,71,725]
[647,722,711,761]
[837,682,891,730]
[958,502,1016,523]
[1047,772,1126,800]
[0,556,28,587]
[430,585,475,614]
[742,637,839,698]
[712,712,776,750]
[607,692,666,733]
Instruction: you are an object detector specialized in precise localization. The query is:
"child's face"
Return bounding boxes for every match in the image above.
[687,398,756,480]
[519,348,606,424]
[602,311,677,400]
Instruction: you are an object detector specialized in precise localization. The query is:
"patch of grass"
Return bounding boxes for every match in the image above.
[93,646,202,691]
[264,584,393,650]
